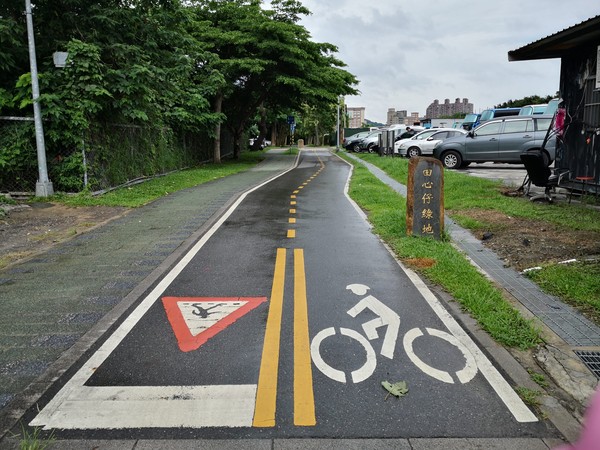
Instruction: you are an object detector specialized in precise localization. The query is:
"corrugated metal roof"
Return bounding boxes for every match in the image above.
[508,15,600,61]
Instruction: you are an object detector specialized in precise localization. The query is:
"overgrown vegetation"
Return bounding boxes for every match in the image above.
[528,369,549,389]
[13,424,54,450]
[0,0,357,192]
[515,386,543,408]
[53,149,266,208]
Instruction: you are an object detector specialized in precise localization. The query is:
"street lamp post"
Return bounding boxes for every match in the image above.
[25,0,53,197]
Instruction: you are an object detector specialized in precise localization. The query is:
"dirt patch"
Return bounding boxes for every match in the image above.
[451,209,600,271]
[404,257,438,269]
[2,201,599,274]
[0,202,129,270]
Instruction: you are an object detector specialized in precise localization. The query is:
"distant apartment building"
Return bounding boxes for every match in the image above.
[347,106,365,128]
[387,108,408,125]
[426,98,473,118]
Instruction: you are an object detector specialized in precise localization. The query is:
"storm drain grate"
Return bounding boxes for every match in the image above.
[575,351,600,378]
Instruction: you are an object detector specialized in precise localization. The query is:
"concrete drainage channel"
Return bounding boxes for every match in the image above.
[575,351,600,378]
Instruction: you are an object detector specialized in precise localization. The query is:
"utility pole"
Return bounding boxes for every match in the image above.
[25,0,53,197]
[336,96,341,152]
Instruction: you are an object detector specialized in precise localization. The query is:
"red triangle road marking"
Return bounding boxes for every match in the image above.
[162,296,267,352]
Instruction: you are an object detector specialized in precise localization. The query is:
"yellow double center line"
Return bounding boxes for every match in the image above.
[253,248,316,427]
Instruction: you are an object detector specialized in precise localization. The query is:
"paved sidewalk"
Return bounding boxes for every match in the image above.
[0,151,296,440]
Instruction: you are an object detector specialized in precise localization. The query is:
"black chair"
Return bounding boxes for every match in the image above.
[519,151,560,202]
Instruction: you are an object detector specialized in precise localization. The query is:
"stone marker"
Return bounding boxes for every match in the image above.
[406,157,444,239]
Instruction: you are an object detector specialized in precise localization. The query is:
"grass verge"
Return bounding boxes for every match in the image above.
[47,150,267,208]
[525,259,600,324]
[341,154,541,350]
[350,152,600,323]
[355,153,600,231]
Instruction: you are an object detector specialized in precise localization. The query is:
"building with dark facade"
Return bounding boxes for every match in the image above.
[509,15,600,193]
[425,98,473,118]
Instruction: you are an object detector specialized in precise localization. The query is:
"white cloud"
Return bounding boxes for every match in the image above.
[299,0,599,123]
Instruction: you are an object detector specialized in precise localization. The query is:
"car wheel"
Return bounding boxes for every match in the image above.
[353,144,361,152]
[441,151,462,169]
[367,143,376,153]
[407,147,421,158]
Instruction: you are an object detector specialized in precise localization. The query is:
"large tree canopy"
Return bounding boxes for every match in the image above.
[0,0,358,162]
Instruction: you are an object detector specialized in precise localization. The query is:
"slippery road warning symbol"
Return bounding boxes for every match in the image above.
[162,296,267,352]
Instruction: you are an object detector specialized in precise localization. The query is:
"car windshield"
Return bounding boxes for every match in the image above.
[480,110,494,122]
[463,114,479,122]
[546,99,559,116]
[519,107,533,116]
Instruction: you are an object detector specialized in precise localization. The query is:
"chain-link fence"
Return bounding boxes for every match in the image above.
[0,118,234,195]
[0,117,38,194]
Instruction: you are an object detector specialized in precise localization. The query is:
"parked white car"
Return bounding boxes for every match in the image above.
[395,128,467,157]
[359,126,425,153]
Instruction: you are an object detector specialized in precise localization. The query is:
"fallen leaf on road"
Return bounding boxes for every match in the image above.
[382,380,408,399]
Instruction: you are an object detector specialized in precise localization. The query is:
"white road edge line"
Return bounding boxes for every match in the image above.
[335,151,538,423]
[399,263,538,423]
[30,152,301,430]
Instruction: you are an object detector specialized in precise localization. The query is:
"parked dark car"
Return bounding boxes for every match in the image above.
[343,131,372,152]
[249,137,271,149]
[432,115,556,169]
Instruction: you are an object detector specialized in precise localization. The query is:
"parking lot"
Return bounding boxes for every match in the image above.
[462,162,528,189]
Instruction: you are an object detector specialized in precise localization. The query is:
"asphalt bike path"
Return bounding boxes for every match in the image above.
[15,149,563,444]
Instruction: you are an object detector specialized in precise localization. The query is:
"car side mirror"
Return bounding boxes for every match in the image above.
[468,131,475,138]
[426,137,434,141]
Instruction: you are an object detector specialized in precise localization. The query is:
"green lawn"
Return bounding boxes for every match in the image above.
[343,155,541,349]
[346,153,600,335]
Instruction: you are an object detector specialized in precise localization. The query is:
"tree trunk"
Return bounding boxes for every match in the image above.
[233,124,244,159]
[270,123,277,147]
[213,93,223,164]
[253,104,268,151]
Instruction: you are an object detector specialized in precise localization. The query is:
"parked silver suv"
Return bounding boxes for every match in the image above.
[432,115,556,169]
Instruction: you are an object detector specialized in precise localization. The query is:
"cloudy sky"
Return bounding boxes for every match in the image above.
[299,1,600,124]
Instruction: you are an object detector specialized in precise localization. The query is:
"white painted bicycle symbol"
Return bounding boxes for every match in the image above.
[310,284,479,384]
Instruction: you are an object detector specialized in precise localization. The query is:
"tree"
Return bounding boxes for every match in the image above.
[189,0,357,159]
[1,1,218,131]
[1,0,358,184]
[495,94,558,109]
